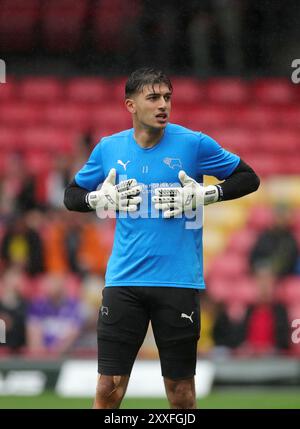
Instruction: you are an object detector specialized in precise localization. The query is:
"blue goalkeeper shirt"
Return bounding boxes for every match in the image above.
[75,123,240,289]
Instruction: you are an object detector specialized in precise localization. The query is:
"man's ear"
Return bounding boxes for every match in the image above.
[125,98,136,114]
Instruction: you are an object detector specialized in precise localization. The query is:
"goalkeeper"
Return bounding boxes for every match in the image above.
[64,68,259,409]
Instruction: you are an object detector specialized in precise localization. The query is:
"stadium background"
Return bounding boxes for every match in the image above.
[0,0,300,409]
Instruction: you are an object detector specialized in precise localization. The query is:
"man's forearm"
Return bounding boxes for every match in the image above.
[64,179,93,212]
[216,159,260,201]
[64,159,260,212]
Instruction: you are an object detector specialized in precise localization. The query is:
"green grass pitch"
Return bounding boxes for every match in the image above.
[0,389,300,409]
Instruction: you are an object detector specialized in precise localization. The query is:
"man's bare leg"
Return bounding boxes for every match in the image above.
[93,374,130,409]
[164,377,197,409]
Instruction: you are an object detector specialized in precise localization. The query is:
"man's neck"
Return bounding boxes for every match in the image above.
[133,124,165,149]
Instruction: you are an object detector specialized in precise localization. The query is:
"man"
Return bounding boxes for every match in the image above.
[249,204,298,278]
[0,267,27,354]
[27,274,83,356]
[64,68,260,409]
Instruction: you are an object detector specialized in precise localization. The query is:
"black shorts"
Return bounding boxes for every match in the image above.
[97,286,201,380]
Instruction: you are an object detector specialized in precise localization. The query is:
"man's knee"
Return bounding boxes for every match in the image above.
[164,378,196,409]
[94,375,128,408]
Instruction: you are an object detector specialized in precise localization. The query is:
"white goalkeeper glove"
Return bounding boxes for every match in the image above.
[152,170,219,218]
[87,168,142,212]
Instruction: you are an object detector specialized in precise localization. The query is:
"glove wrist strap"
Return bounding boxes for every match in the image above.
[87,191,100,210]
[204,185,220,205]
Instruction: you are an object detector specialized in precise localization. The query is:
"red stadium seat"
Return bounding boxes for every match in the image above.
[208,275,258,306]
[0,80,16,101]
[183,105,234,129]
[245,155,283,176]
[0,152,11,174]
[24,152,53,174]
[291,208,300,232]
[288,305,300,327]
[247,150,300,177]
[169,108,190,128]
[278,276,300,305]
[0,102,43,127]
[279,155,299,175]
[257,130,299,153]
[171,106,233,129]
[212,128,256,155]
[19,77,64,102]
[91,104,131,130]
[170,78,206,105]
[277,106,300,129]
[41,0,88,52]
[43,103,92,131]
[284,276,300,291]
[237,106,279,129]
[226,276,259,305]
[209,253,248,280]
[247,206,274,231]
[92,127,125,141]
[208,278,232,303]
[111,77,128,100]
[66,78,110,103]
[0,127,20,151]
[22,127,77,153]
[252,79,295,104]
[227,229,257,255]
[206,79,250,104]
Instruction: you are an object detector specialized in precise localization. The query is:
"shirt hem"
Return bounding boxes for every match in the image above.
[105,281,206,289]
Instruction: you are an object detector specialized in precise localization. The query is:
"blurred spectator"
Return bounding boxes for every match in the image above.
[74,275,104,352]
[213,267,290,356]
[1,214,44,276]
[213,301,248,352]
[69,132,94,178]
[249,204,298,278]
[0,155,38,217]
[77,218,113,277]
[16,173,38,213]
[0,267,27,353]
[64,212,86,275]
[43,210,70,274]
[197,293,217,355]
[26,274,83,357]
[77,131,94,153]
[243,267,290,355]
[43,209,113,277]
[46,157,71,209]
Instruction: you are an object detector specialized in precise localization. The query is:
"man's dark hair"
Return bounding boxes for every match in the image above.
[125,67,173,98]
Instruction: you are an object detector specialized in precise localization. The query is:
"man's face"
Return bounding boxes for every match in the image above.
[128,83,172,130]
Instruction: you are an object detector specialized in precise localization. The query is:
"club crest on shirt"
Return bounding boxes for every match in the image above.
[163,157,182,169]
